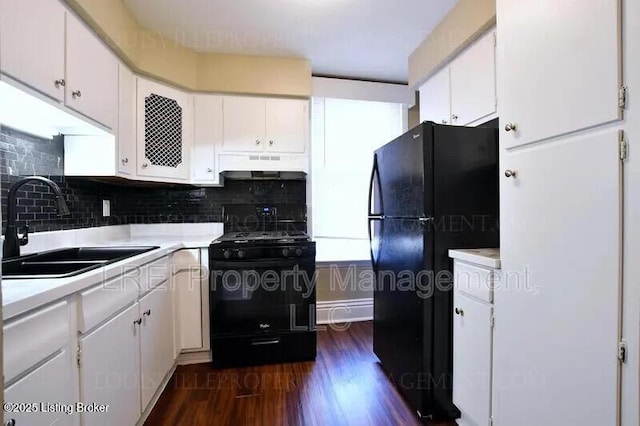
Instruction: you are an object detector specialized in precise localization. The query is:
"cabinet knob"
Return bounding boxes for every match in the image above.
[441,120,448,125]
[207,168,212,173]
[255,139,261,145]
[4,419,16,426]
[142,163,148,168]
[143,309,151,317]
[505,122,518,132]
[133,318,142,325]
[121,158,129,164]
[72,90,82,99]
[452,114,459,121]
[54,78,65,88]
[504,169,517,178]
[455,308,464,316]
[269,140,274,146]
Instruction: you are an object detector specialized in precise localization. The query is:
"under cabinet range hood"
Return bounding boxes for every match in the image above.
[221,171,307,180]
[218,153,309,180]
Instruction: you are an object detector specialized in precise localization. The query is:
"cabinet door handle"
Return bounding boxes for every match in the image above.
[121,158,129,164]
[454,308,464,316]
[269,140,274,146]
[133,318,142,325]
[142,163,148,168]
[143,309,151,317]
[452,114,459,121]
[72,90,82,99]
[5,419,16,426]
[505,122,518,132]
[54,78,65,88]
[207,168,212,173]
[255,139,261,145]
[504,169,517,178]
[441,120,448,124]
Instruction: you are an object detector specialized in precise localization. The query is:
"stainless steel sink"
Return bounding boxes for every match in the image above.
[2,246,159,279]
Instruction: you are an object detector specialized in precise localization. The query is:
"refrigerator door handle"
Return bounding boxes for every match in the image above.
[368,154,383,217]
[368,217,382,273]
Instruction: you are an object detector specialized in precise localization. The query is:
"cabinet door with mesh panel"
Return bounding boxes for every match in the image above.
[136,78,193,180]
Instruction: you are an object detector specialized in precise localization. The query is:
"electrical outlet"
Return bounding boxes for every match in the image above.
[102,200,111,217]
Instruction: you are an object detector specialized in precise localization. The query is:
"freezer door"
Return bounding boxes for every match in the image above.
[374,124,433,218]
[373,217,433,413]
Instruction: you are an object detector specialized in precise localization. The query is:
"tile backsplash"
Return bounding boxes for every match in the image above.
[0,125,306,233]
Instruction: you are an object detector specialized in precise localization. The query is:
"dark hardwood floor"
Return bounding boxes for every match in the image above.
[145,322,456,426]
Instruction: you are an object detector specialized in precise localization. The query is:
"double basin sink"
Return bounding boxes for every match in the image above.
[2,246,159,279]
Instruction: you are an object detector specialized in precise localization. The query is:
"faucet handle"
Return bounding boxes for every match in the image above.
[18,223,29,246]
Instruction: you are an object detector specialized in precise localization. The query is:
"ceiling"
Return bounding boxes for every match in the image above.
[123,0,458,84]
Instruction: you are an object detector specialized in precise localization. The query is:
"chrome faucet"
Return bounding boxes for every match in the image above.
[3,176,70,259]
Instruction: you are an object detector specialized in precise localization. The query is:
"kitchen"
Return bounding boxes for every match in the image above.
[0,0,638,425]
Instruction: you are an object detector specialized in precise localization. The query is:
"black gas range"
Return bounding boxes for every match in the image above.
[209,204,316,368]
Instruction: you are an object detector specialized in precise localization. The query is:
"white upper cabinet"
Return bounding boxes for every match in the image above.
[419,66,450,124]
[222,96,309,154]
[265,99,308,153]
[193,94,223,184]
[137,77,192,180]
[450,30,496,126]
[0,0,66,102]
[222,96,266,152]
[118,64,136,175]
[497,0,622,148]
[65,12,118,130]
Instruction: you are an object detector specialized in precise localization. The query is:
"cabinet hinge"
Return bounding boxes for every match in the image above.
[619,131,628,161]
[618,86,627,110]
[618,341,627,363]
[490,314,495,329]
[76,344,82,367]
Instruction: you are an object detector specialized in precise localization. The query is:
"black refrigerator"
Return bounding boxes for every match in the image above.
[368,121,499,421]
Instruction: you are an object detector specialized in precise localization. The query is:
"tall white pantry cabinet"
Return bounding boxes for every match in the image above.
[494,0,636,426]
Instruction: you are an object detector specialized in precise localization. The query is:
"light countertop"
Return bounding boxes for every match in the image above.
[449,248,501,269]
[2,224,222,320]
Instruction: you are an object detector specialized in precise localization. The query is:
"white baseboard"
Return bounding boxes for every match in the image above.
[176,350,212,365]
[316,298,373,324]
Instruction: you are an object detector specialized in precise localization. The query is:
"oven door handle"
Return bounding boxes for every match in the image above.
[210,259,311,269]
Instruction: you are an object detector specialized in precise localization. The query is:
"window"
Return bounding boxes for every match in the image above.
[311,98,404,239]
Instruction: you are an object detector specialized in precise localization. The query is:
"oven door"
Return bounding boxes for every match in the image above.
[209,258,316,336]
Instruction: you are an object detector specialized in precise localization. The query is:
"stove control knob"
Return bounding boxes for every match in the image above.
[223,250,231,259]
[237,250,246,259]
[282,248,290,257]
[295,248,303,257]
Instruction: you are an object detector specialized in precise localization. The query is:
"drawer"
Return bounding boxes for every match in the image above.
[78,274,139,333]
[211,331,316,368]
[129,255,170,295]
[4,301,69,383]
[144,256,170,293]
[453,260,497,303]
[171,249,200,274]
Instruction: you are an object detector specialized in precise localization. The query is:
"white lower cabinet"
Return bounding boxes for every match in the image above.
[3,300,78,426]
[78,303,141,426]
[453,291,492,426]
[140,284,176,409]
[172,249,205,352]
[4,350,76,426]
[451,254,499,426]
